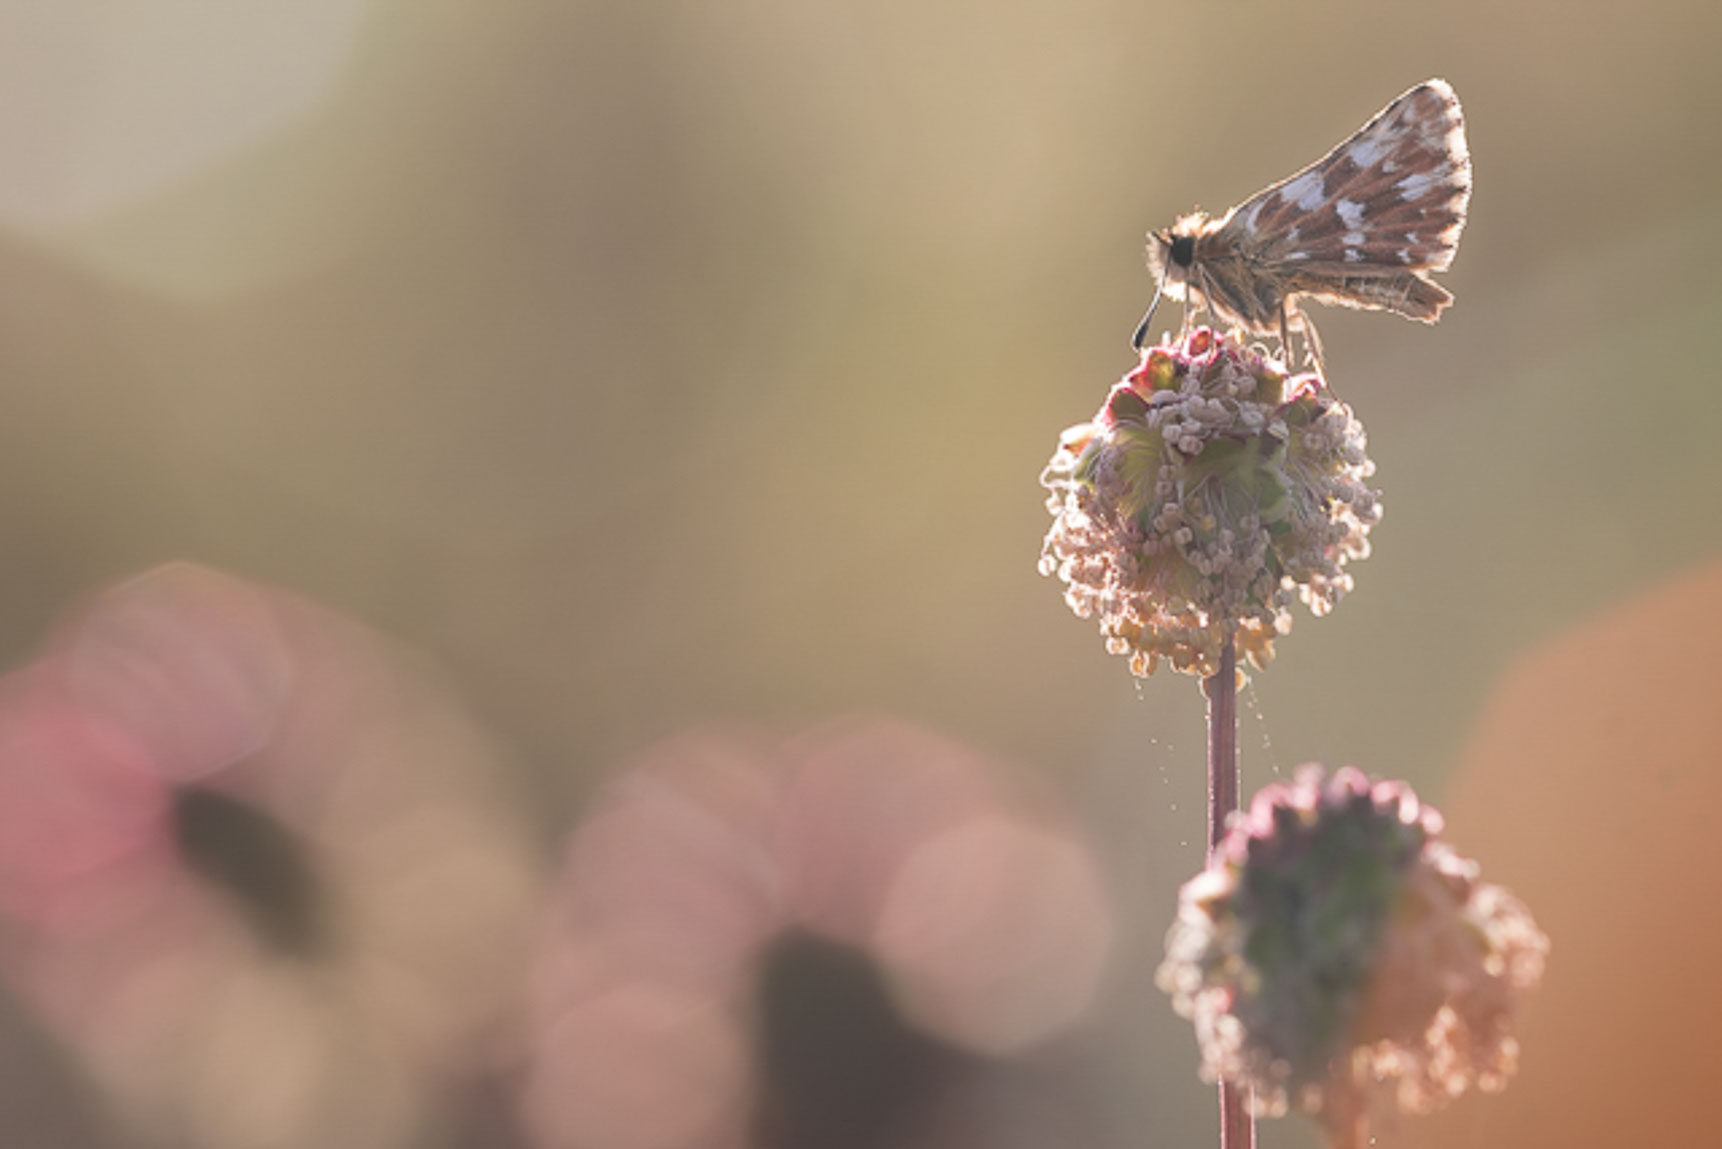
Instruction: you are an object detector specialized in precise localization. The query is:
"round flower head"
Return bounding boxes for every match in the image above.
[1157,765,1548,1145]
[1039,328,1380,678]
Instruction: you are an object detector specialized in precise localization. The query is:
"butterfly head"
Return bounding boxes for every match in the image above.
[1146,212,1210,302]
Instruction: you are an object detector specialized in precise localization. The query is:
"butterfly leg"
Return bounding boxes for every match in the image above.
[1296,309,1326,376]
[1191,266,1220,333]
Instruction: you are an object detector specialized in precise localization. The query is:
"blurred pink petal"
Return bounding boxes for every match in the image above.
[777,719,1002,945]
[19,870,250,1062]
[556,776,783,995]
[0,562,540,1149]
[59,562,295,782]
[873,815,1114,1055]
[525,718,1115,1147]
[522,980,752,1149]
[0,663,167,920]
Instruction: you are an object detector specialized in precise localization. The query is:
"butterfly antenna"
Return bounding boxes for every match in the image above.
[1131,283,1165,351]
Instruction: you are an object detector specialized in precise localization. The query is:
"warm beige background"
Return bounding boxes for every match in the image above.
[0,1,1719,1146]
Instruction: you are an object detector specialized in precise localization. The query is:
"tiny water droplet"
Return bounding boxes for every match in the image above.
[1243,680,1281,774]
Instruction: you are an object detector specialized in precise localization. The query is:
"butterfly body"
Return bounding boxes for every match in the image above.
[1142,79,1471,362]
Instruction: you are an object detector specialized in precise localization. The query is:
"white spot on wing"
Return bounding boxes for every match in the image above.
[1343,231,1366,247]
[1344,249,1364,263]
[1282,171,1325,211]
[1336,199,1366,228]
[1396,169,1439,200]
[1284,252,1309,261]
[1345,134,1388,169]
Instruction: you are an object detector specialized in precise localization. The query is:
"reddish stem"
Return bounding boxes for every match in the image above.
[1323,1083,1368,1149]
[1204,636,1255,1149]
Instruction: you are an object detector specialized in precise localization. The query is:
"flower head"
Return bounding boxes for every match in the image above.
[1039,328,1380,678]
[1157,765,1548,1142]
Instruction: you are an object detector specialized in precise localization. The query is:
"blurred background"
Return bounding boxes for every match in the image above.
[0,0,1720,1146]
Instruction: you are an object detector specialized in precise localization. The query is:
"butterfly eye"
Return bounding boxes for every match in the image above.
[1169,234,1196,267]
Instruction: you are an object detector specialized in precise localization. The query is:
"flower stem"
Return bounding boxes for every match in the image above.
[1204,635,1254,1149]
[1323,1077,1367,1149]
[1203,636,1239,853]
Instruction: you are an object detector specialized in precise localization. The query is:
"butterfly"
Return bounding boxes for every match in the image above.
[1134,79,1471,370]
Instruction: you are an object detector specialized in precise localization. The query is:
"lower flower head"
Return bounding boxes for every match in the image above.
[1039,328,1380,678]
[1157,765,1548,1137]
